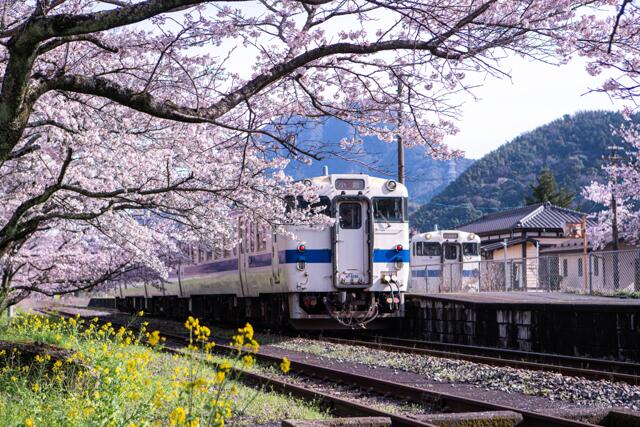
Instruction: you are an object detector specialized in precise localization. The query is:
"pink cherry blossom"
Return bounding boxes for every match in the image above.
[0,0,626,309]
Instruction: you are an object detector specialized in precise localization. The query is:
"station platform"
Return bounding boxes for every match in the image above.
[403,292,640,362]
[419,291,640,307]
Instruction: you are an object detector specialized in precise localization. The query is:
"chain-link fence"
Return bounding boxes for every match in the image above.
[414,249,640,295]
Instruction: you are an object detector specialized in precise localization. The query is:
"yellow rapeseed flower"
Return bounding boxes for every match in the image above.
[169,406,187,426]
[146,330,161,347]
[137,310,144,317]
[242,355,254,368]
[24,417,34,427]
[280,357,291,374]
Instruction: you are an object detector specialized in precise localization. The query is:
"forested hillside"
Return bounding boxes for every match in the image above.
[410,111,636,231]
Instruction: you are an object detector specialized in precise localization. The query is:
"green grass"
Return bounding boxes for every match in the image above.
[0,313,327,427]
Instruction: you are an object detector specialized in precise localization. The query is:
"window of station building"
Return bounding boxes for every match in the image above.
[578,258,583,277]
[562,259,568,277]
[339,203,362,229]
[462,243,479,256]
[373,197,405,222]
[443,244,458,260]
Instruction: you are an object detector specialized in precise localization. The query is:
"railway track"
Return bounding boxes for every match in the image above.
[320,335,640,385]
[38,308,602,427]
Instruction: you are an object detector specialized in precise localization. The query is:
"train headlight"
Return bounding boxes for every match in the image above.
[385,180,397,191]
[425,233,432,240]
[468,233,476,240]
[303,179,312,186]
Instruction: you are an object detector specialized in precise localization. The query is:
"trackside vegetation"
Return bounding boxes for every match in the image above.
[0,312,319,426]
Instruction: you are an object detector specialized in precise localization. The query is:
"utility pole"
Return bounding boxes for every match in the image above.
[582,215,588,293]
[605,145,623,290]
[396,77,405,184]
[606,145,623,250]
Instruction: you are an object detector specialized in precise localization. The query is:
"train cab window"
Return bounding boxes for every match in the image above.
[462,243,479,256]
[444,244,459,260]
[339,203,362,229]
[373,197,404,222]
[414,242,441,256]
[423,242,441,257]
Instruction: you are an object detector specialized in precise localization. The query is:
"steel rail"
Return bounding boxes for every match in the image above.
[320,335,640,385]
[40,309,600,427]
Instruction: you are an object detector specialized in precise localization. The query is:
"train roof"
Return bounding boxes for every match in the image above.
[304,174,408,197]
[412,229,480,242]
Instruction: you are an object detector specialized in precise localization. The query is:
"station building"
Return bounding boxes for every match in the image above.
[458,202,639,292]
[458,202,593,260]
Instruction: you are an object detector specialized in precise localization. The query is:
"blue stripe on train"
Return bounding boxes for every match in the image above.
[282,248,410,264]
[282,249,331,263]
[248,253,273,268]
[411,270,441,278]
[372,249,410,263]
[411,269,479,278]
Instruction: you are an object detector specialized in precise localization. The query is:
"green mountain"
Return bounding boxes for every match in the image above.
[410,110,634,231]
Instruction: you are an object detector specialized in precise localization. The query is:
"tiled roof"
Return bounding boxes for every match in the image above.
[459,202,593,235]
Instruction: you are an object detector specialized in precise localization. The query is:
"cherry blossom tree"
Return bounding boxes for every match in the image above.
[582,125,640,248]
[573,1,640,246]
[0,0,608,309]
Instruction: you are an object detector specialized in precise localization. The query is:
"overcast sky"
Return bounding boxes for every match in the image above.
[447,57,622,159]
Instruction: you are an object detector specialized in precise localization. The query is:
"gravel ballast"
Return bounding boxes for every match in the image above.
[272,338,640,409]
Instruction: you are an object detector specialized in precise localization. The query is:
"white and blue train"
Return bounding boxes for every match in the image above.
[408,230,481,294]
[115,172,409,329]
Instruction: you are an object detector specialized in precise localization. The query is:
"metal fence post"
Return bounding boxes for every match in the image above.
[588,254,593,295]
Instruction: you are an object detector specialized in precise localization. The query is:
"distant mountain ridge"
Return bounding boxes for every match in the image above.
[410,110,636,232]
[284,118,474,202]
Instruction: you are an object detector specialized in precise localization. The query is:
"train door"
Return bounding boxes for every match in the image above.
[442,243,461,292]
[335,201,369,286]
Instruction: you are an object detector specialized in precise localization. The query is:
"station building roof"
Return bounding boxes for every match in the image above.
[459,202,594,236]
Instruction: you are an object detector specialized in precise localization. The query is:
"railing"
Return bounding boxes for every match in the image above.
[413,249,640,296]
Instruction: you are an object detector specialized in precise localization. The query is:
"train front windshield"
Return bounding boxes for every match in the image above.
[373,197,406,222]
[462,242,480,256]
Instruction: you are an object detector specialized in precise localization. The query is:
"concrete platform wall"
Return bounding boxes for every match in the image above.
[403,296,640,361]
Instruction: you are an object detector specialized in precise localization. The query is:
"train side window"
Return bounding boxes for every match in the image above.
[462,243,479,256]
[415,242,423,256]
[424,242,441,257]
[444,244,458,260]
[339,203,362,229]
